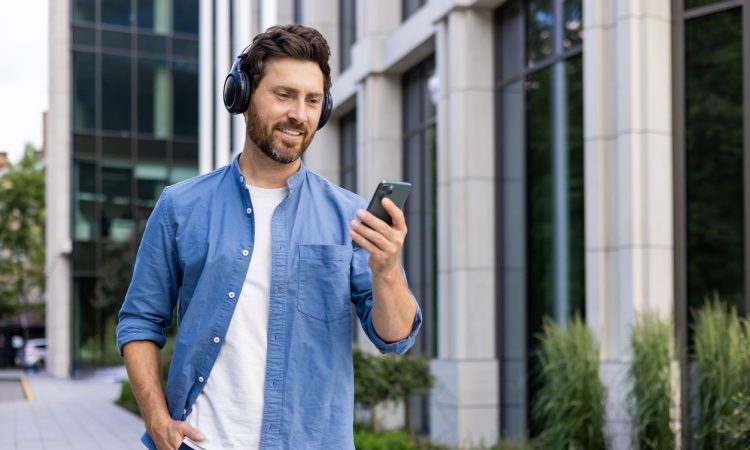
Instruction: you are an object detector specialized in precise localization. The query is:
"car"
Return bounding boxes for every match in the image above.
[14,338,46,371]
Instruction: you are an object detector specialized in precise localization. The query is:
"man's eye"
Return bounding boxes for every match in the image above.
[277,92,290,99]
[307,98,321,105]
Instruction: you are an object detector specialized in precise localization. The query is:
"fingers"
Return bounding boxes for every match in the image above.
[178,422,206,442]
[380,197,406,231]
[350,220,393,254]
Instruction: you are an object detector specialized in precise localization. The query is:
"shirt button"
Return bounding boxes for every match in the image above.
[246,207,252,215]
[228,291,236,299]
[213,336,220,344]
[239,176,244,183]
[198,376,204,383]
[242,249,249,256]
[183,409,187,415]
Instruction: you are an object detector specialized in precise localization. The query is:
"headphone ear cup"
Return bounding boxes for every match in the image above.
[224,59,251,114]
[317,91,333,130]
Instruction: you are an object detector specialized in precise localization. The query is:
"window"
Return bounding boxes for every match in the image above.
[402,56,437,435]
[173,62,199,137]
[339,0,356,71]
[495,0,583,438]
[339,111,357,193]
[73,0,95,24]
[101,0,133,27]
[673,0,749,444]
[101,54,132,132]
[73,51,96,131]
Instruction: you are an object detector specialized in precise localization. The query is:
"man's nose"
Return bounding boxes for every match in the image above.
[287,99,308,125]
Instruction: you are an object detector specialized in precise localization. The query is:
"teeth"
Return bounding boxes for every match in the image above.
[279,128,301,136]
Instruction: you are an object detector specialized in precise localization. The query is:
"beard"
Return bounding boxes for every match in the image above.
[246,101,314,164]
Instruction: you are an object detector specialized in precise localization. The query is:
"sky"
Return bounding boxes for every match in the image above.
[0,0,49,164]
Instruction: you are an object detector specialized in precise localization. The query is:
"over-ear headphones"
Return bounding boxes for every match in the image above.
[223,53,333,131]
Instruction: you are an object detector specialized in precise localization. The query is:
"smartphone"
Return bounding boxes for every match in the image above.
[366,180,412,226]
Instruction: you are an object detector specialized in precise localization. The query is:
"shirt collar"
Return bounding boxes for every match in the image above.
[231,152,308,192]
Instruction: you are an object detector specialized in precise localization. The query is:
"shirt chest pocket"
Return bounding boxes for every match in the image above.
[297,244,353,322]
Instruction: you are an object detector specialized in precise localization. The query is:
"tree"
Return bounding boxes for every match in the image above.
[0,144,45,317]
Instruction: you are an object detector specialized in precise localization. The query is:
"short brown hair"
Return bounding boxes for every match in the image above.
[240,24,332,93]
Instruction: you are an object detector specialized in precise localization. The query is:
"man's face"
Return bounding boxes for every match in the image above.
[245,57,325,164]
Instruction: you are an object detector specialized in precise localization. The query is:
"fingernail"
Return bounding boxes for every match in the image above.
[196,433,205,440]
[350,219,358,227]
[356,209,365,218]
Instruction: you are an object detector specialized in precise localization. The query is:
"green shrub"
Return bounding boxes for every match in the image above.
[531,316,607,450]
[628,315,675,450]
[354,429,417,450]
[693,299,750,448]
[353,346,433,432]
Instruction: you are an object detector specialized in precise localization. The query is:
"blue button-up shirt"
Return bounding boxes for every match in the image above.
[116,155,422,449]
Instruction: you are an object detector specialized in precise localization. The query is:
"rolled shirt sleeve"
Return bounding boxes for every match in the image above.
[116,188,182,354]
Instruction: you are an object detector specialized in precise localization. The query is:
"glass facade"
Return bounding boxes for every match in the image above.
[402,56,437,435]
[339,0,357,71]
[70,0,199,371]
[495,0,583,438]
[675,0,749,445]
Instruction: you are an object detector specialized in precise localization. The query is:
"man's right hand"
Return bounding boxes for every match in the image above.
[149,416,205,450]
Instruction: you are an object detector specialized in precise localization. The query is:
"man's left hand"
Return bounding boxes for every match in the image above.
[350,197,407,277]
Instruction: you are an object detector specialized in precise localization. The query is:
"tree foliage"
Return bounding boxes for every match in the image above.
[353,346,433,433]
[0,145,45,316]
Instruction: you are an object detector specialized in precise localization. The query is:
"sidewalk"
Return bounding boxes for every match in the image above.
[0,369,145,450]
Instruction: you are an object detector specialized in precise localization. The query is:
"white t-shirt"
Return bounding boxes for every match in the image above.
[184,185,288,450]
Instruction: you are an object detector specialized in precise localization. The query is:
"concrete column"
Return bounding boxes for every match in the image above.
[431,8,498,448]
[198,0,213,173]
[46,0,72,378]
[583,0,673,448]
[214,0,231,167]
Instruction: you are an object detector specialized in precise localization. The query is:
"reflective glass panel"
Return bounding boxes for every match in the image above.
[563,0,583,50]
[685,9,744,314]
[73,133,96,159]
[138,138,168,161]
[565,54,585,315]
[173,38,199,60]
[339,111,357,192]
[138,0,173,34]
[526,0,554,66]
[73,0,95,23]
[138,34,168,55]
[135,163,168,206]
[74,161,98,241]
[102,30,131,51]
[138,58,172,137]
[526,67,553,329]
[173,141,198,163]
[102,136,132,160]
[339,0,356,70]
[173,62,199,137]
[173,0,199,34]
[73,26,96,47]
[73,242,96,271]
[73,51,96,131]
[101,163,133,242]
[102,0,133,27]
[102,54,132,132]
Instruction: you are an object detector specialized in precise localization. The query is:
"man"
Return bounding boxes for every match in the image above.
[116,24,421,450]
